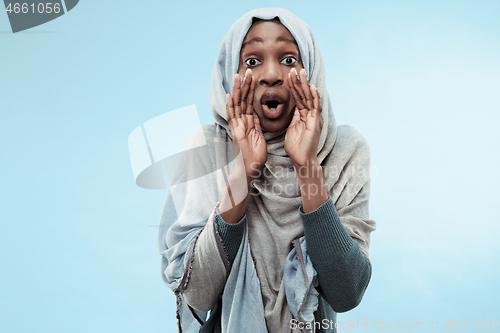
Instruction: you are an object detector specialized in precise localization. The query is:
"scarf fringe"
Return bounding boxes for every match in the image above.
[174,229,204,333]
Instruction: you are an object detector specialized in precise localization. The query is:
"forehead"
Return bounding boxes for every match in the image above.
[241,20,297,49]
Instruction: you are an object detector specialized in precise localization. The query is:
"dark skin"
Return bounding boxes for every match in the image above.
[220,20,328,223]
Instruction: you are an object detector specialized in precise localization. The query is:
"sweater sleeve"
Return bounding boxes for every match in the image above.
[299,195,372,313]
[214,206,246,266]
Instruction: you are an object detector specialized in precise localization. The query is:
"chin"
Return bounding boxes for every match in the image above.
[262,123,287,133]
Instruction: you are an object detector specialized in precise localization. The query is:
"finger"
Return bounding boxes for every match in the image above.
[240,69,251,114]
[288,72,306,110]
[312,107,321,121]
[227,94,238,134]
[240,68,248,88]
[309,106,322,131]
[240,112,247,131]
[310,84,321,112]
[241,71,254,115]
[232,74,242,118]
[299,68,313,110]
[291,68,307,109]
[246,75,256,116]
[226,93,235,120]
[240,69,252,106]
[245,114,254,134]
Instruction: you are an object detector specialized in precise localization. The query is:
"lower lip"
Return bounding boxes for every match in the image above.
[261,104,284,119]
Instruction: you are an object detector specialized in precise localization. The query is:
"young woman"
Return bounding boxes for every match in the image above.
[158,7,376,333]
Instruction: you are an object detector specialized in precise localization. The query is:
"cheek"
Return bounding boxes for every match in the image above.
[287,91,296,112]
[253,93,262,112]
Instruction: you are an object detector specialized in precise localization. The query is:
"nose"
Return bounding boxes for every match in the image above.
[259,62,282,87]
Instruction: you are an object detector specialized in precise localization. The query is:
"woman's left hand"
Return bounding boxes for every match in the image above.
[285,68,324,169]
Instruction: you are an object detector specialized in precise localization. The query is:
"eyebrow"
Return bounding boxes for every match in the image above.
[241,37,263,49]
[276,37,297,45]
[241,36,298,49]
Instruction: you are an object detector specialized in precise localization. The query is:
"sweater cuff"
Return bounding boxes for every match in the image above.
[214,207,246,266]
[299,195,354,256]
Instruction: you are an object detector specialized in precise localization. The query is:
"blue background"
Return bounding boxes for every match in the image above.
[1,0,499,332]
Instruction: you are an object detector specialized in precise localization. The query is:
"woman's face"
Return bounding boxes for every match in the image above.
[237,19,304,133]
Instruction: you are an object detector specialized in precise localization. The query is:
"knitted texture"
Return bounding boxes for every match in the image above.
[214,213,246,265]
[299,196,372,312]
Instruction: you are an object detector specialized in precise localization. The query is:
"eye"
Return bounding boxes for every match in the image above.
[281,56,298,66]
[244,58,261,67]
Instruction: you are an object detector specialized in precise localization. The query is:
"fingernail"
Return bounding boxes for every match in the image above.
[294,68,300,82]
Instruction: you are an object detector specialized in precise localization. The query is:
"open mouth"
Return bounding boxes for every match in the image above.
[260,91,284,119]
[266,100,280,109]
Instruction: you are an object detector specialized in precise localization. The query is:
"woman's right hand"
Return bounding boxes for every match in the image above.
[226,69,267,183]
